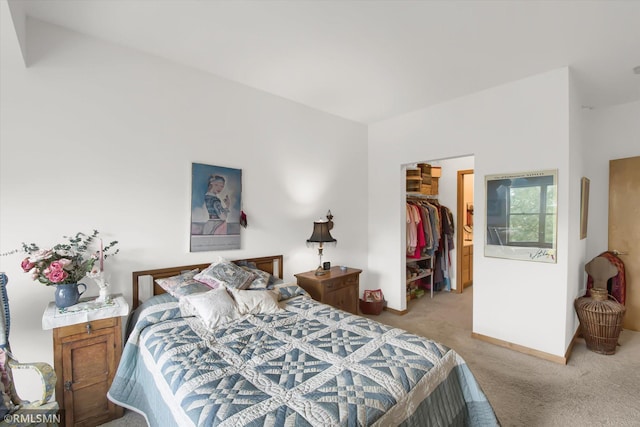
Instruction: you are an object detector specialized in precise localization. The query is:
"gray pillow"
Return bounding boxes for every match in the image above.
[195,261,256,290]
[241,267,271,290]
[235,260,280,288]
[155,269,212,298]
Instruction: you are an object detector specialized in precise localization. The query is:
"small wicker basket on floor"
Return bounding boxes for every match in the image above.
[574,288,626,355]
[359,299,385,315]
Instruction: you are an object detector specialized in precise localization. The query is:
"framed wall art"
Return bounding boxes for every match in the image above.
[580,177,590,240]
[190,163,242,252]
[485,169,558,263]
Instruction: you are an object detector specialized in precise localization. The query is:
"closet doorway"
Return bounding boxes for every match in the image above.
[456,169,474,293]
[404,156,474,306]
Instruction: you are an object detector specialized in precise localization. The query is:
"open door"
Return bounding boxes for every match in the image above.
[609,156,640,331]
[456,169,474,293]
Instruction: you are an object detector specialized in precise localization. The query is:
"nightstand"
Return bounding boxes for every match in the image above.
[42,296,129,427]
[294,267,362,315]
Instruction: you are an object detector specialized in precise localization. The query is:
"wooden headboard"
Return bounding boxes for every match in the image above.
[131,255,283,309]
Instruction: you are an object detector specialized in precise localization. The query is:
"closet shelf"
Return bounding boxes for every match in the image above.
[407,255,432,262]
[406,192,439,199]
[407,270,432,284]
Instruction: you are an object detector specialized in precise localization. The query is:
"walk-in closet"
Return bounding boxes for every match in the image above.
[404,156,474,312]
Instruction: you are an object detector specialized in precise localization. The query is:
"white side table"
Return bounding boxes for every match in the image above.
[42,295,129,426]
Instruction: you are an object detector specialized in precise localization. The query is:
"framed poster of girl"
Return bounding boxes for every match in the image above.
[190,163,242,252]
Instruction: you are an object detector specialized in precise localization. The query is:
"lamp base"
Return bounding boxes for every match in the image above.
[314,266,328,276]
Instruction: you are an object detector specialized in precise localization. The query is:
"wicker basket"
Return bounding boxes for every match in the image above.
[574,288,626,355]
[359,299,385,315]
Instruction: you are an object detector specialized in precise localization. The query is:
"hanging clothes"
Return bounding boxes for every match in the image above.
[433,205,455,291]
[406,199,454,292]
[406,204,418,255]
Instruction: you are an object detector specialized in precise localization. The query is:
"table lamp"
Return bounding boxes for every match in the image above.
[306,217,337,276]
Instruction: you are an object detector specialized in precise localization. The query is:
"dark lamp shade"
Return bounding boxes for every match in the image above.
[307,220,337,244]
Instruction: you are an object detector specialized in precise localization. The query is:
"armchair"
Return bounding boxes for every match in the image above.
[0,273,58,426]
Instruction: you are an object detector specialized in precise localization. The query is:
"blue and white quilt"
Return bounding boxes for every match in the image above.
[108,287,498,426]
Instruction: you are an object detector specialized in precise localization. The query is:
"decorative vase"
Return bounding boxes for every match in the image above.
[574,288,626,355]
[54,283,87,309]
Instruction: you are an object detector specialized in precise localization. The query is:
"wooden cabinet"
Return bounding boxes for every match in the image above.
[295,267,362,315]
[53,317,124,427]
[461,244,473,288]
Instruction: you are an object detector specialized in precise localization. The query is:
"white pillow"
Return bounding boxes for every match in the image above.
[229,289,282,315]
[179,288,239,328]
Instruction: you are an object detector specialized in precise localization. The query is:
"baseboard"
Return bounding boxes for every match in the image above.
[564,327,581,362]
[383,306,408,315]
[471,332,570,365]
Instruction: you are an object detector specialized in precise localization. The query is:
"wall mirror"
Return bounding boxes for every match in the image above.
[485,169,557,263]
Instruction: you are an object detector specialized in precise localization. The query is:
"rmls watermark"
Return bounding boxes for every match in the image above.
[3,410,61,425]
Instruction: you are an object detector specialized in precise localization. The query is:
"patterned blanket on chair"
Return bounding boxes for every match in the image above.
[108,289,497,426]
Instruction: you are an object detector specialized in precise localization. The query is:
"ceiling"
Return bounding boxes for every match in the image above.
[15,0,640,124]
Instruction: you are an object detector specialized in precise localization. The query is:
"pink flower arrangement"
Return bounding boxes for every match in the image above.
[6,230,119,286]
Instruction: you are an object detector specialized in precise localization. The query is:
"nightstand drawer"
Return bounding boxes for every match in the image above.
[324,276,357,291]
[56,317,118,339]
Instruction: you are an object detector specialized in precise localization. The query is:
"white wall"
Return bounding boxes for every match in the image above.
[565,69,587,347]
[369,69,574,357]
[583,101,640,261]
[0,15,368,399]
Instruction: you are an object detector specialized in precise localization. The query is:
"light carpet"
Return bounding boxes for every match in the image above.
[100,287,640,426]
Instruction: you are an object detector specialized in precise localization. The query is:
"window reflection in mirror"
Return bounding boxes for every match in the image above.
[485,170,557,263]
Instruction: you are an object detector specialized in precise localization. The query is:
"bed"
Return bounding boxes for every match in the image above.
[108,255,498,426]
